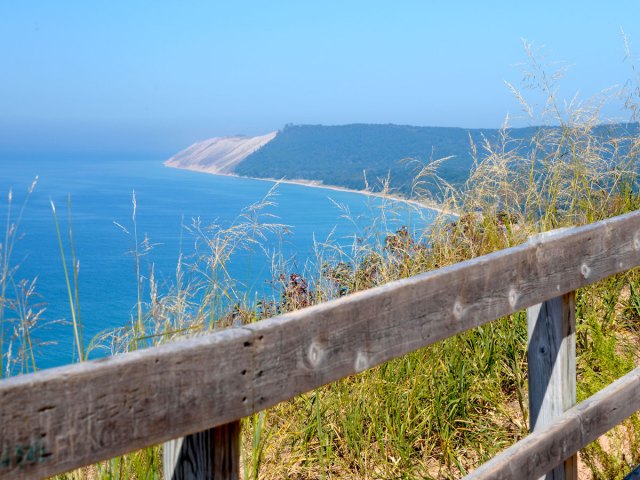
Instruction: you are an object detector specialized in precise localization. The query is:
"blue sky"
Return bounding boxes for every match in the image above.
[1,1,639,155]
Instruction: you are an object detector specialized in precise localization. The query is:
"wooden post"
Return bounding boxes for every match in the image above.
[527,292,577,480]
[163,420,241,480]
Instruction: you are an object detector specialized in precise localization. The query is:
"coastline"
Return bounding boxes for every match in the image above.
[164,163,458,217]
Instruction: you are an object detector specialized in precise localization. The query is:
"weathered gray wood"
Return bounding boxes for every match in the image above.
[1,210,640,479]
[625,464,640,479]
[163,421,240,480]
[465,365,640,480]
[527,292,577,480]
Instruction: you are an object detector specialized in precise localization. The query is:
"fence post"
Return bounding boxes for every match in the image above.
[527,291,577,480]
[163,420,241,480]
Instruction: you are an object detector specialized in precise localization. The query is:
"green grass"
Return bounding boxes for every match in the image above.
[2,44,640,479]
[214,46,640,479]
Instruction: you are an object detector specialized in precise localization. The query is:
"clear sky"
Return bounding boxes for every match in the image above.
[1,1,639,155]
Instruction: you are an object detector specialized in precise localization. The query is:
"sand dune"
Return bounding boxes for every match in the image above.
[165,131,277,174]
[165,130,454,215]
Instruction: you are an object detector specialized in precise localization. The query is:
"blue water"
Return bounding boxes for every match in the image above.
[0,154,436,370]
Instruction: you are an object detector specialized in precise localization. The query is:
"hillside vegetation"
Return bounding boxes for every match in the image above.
[237,122,638,198]
[235,123,507,194]
[3,49,640,479]
[164,120,639,200]
[63,105,640,478]
[103,111,640,479]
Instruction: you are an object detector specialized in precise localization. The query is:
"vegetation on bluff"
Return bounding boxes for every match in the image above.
[234,86,640,478]
[234,122,638,200]
[234,123,501,194]
[2,46,640,479]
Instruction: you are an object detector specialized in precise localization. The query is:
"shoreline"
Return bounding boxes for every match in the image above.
[164,163,458,217]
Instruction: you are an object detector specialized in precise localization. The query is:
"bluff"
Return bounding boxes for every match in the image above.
[166,123,637,196]
[165,132,277,174]
[234,124,505,194]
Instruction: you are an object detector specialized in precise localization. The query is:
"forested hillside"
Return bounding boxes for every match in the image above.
[162,122,639,198]
[234,123,537,195]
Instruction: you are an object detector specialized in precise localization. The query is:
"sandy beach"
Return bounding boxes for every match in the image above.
[164,132,457,217]
[164,162,457,217]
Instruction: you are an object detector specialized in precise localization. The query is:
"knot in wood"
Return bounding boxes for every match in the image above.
[508,288,519,308]
[453,301,464,320]
[307,341,325,368]
[580,263,591,279]
[354,351,369,373]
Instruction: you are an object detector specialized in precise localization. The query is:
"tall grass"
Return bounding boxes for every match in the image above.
[0,178,46,377]
[235,46,640,479]
[2,43,640,479]
[51,195,85,362]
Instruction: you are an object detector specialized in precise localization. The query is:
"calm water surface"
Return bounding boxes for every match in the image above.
[1,154,436,369]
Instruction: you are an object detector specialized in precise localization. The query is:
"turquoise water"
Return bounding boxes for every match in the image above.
[0,154,436,370]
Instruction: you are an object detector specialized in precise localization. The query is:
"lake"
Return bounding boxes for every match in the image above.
[0,154,437,370]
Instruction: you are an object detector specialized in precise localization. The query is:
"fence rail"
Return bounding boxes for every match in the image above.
[467,364,640,479]
[2,210,640,479]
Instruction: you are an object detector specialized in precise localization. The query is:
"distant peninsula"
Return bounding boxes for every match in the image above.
[165,123,637,197]
[165,124,501,196]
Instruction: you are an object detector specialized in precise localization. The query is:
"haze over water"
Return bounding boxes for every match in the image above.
[1,154,436,369]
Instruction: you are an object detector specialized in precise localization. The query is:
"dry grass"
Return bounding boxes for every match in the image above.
[2,43,640,479]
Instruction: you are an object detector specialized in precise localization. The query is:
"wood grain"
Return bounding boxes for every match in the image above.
[464,365,640,480]
[1,210,640,479]
[527,292,577,479]
[163,421,240,480]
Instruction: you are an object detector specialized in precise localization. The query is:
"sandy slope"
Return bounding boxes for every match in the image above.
[164,131,456,216]
[164,131,277,174]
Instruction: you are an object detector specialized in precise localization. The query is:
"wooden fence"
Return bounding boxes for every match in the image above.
[2,210,640,479]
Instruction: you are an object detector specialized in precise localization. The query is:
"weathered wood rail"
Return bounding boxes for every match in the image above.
[2,210,640,479]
